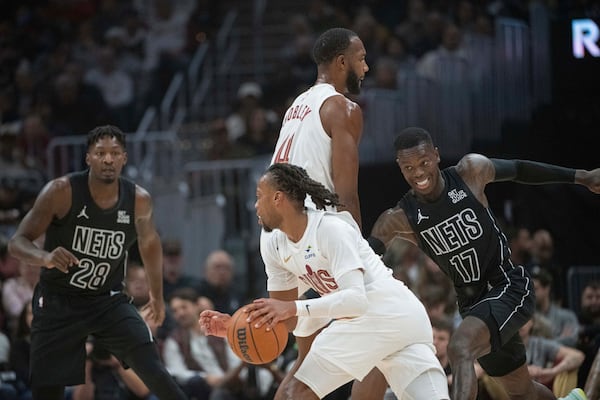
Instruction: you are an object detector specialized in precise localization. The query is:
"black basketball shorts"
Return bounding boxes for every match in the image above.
[29,284,154,387]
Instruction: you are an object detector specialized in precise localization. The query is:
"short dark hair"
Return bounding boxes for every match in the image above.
[312,27,358,65]
[430,315,454,335]
[87,125,126,150]
[169,287,200,303]
[393,127,433,152]
[531,266,553,287]
[265,163,342,211]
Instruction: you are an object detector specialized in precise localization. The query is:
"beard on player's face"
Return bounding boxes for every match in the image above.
[346,69,361,95]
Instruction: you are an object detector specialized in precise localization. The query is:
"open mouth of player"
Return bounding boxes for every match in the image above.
[414,177,431,190]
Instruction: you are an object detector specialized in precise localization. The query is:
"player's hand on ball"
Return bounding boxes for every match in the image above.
[246,298,295,330]
[199,310,230,337]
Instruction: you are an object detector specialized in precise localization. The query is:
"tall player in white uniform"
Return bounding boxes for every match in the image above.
[200,164,449,399]
[266,27,367,398]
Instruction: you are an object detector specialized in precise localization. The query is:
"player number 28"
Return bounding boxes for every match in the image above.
[69,258,111,290]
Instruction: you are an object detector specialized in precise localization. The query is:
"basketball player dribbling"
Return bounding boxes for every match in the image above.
[201,164,449,399]
[263,27,368,399]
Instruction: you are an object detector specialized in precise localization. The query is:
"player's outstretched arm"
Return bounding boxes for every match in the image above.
[488,158,600,190]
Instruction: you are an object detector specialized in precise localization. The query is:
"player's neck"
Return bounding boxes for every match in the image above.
[88,178,120,209]
[314,74,341,93]
[281,212,308,243]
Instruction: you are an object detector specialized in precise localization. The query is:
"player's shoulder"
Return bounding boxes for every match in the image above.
[43,175,72,197]
[319,211,358,235]
[455,153,493,176]
[133,183,151,200]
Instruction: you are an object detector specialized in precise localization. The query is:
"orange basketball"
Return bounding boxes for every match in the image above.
[226,305,289,365]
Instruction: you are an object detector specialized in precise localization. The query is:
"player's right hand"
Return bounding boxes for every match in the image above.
[43,247,79,273]
[199,310,230,337]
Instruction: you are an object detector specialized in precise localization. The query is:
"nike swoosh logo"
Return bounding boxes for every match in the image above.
[283,255,292,263]
[110,290,120,296]
[305,304,310,315]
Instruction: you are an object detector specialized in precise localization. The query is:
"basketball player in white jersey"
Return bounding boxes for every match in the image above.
[201,164,449,399]
[270,26,366,227]
[263,27,369,399]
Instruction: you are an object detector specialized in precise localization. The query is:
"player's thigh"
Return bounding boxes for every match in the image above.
[92,297,154,357]
[294,351,354,399]
[352,368,388,400]
[401,368,450,400]
[378,343,448,398]
[30,289,89,386]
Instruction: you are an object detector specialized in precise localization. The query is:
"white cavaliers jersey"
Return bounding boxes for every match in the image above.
[260,210,423,336]
[270,83,341,193]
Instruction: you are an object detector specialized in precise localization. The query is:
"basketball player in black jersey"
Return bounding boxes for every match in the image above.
[8,125,187,400]
[354,127,599,400]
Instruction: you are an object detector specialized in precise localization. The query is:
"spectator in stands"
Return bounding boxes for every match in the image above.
[363,56,399,90]
[77,340,156,400]
[529,229,565,304]
[9,302,33,400]
[577,281,600,389]
[164,288,274,399]
[226,82,279,143]
[420,284,453,323]
[206,118,254,160]
[416,22,468,83]
[235,108,279,156]
[18,114,51,171]
[0,327,17,400]
[162,239,199,301]
[1,259,39,336]
[414,255,455,313]
[306,0,348,33]
[125,260,151,308]
[185,0,223,53]
[432,315,456,387]
[49,70,109,137]
[143,0,188,105]
[532,267,581,347]
[381,33,417,81]
[394,0,437,57]
[0,233,19,280]
[507,225,533,268]
[196,249,243,315]
[520,314,585,396]
[13,59,36,119]
[84,46,135,131]
[0,130,45,237]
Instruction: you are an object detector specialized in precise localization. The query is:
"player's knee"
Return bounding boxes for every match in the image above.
[447,336,474,362]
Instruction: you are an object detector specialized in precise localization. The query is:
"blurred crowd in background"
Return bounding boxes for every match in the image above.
[1,0,599,399]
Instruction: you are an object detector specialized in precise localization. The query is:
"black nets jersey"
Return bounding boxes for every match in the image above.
[42,170,137,296]
[399,167,515,311]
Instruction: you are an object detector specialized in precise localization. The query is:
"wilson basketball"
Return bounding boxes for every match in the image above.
[226,305,288,365]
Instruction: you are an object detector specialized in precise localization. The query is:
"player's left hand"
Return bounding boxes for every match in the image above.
[246,298,295,330]
[199,310,230,337]
[141,297,165,326]
[582,168,600,193]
